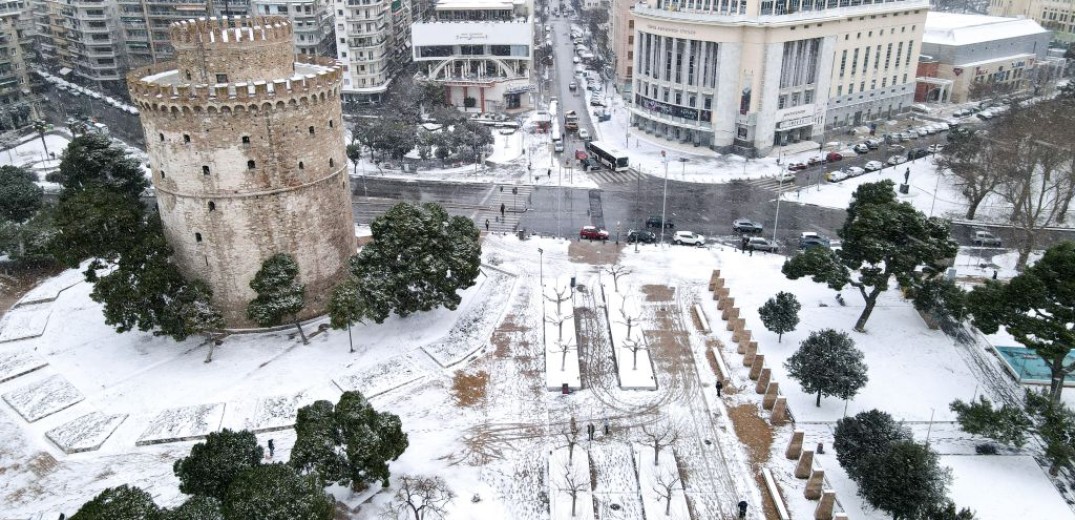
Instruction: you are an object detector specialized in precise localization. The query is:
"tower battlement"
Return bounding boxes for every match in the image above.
[170,16,293,46]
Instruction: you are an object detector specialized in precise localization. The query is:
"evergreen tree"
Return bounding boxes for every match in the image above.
[70,485,161,520]
[349,202,481,323]
[0,165,43,223]
[757,291,800,342]
[160,496,223,520]
[782,181,957,332]
[924,501,977,520]
[784,329,868,407]
[833,409,911,482]
[90,225,187,333]
[964,242,1075,403]
[58,133,148,199]
[222,464,334,520]
[173,429,263,500]
[327,276,368,352]
[1024,390,1075,475]
[51,185,147,274]
[290,391,409,489]
[949,396,1031,448]
[247,253,308,343]
[856,440,952,520]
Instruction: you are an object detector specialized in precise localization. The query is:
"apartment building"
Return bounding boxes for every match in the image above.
[0,0,36,128]
[629,0,927,155]
[32,0,124,87]
[252,0,335,56]
[410,0,533,112]
[335,0,412,105]
[990,0,1075,42]
[609,0,636,91]
[116,0,251,69]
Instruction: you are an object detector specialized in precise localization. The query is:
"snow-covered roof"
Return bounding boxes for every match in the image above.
[435,0,518,10]
[923,12,1048,47]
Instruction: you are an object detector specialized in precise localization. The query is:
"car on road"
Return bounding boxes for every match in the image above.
[807,157,823,167]
[568,81,578,91]
[826,151,844,162]
[888,144,906,152]
[745,237,779,253]
[971,230,1002,247]
[916,128,930,137]
[787,162,808,171]
[846,166,866,177]
[927,144,945,153]
[865,139,882,149]
[886,155,907,166]
[799,232,832,250]
[578,128,592,141]
[554,141,565,152]
[853,143,870,154]
[626,229,657,244]
[579,226,609,240]
[732,218,763,234]
[908,148,929,160]
[572,56,580,63]
[646,215,674,229]
[864,160,883,172]
[825,170,848,182]
[776,170,797,183]
[589,99,606,107]
[672,231,706,246]
[580,157,601,171]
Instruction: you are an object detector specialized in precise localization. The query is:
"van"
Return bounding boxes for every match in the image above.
[554,141,564,152]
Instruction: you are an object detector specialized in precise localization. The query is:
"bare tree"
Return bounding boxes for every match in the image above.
[652,469,682,516]
[561,424,580,463]
[546,312,572,342]
[621,337,649,370]
[545,284,571,315]
[391,475,455,520]
[935,129,1006,220]
[641,421,680,465]
[558,461,588,517]
[603,265,632,293]
[617,293,641,340]
[551,339,577,371]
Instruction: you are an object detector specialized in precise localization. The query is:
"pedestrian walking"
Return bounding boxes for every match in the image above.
[500,203,505,217]
[716,379,724,397]
[587,423,595,441]
[58,514,65,520]
[547,169,551,179]
[738,500,749,519]
[904,167,910,183]
[603,418,610,435]
[485,219,490,231]
[267,439,275,458]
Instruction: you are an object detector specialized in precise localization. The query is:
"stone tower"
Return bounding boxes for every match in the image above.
[127,16,353,327]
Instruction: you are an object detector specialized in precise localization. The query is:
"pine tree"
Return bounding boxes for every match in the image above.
[0,165,43,223]
[757,291,800,342]
[70,485,161,520]
[856,440,952,520]
[289,400,346,483]
[51,185,147,273]
[222,464,334,520]
[173,429,263,500]
[949,396,1031,448]
[58,133,148,199]
[349,202,481,323]
[784,329,868,407]
[327,276,367,353]
[247,253,308,343]
[160,496,223,520]
[833,409,911,482]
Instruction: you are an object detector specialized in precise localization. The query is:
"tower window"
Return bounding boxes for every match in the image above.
[329,120,334,128]
[329,158,334,167]
[202,165,210,175]
[215,74,228,83]
[247,160,256,170]
[308,126,315,135]
[208,201,216,211]
[298,161,304,170]
[183,134,190,143]
[159,133,164,142]
[242,135,250,144]
[159,170,165,179]
[195,232,203,242]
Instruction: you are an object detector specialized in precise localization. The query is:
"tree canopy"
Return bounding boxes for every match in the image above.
[757,291,800,342]
[346,202,481,323]
[58,133,148,199]
[160,496,224,520]
[173,429,264,500]
[0,165,43,223]
[856,440,952,520]
[222,464,334,520]
[51,184,147,273]
[784,329,868,406]
[783,181,957,331]
[833,409,911,482]
[247,253,308,342]
[70,485,161,520]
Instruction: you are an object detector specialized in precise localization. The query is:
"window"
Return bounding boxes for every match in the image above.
[839,50,847,77]
[863,46,870,70]
[195,232,202,242]
[247,160,255,170]
[308,126,315,135]
[298,161,304,170]
[183,134,190,143]
[208,201,216,212]
[202,165,210,175]
[852,49,859,75]
[159,133,164,142]
[837,85,843,96]
[242,135,250,144]
[329,158,335,167]
[329,120,334,128]
[215,74,228,83]
[160,170,165,179]
[803,90,813,104]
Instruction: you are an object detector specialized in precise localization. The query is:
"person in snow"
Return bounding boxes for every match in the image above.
[716,379,724,397]
[267,439,275,458]
[738,499,749,518]
[485,219,490,231]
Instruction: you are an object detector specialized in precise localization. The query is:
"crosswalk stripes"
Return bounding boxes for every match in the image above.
[587,168,646,186]
[478,185,534,234]
[745,176,802,194]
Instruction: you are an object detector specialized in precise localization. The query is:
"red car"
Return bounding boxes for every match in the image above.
[826,151,844,162]
[579,226,610,240]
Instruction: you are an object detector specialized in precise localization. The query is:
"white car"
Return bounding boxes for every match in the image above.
[672,231,706,246]
[864,160,883,172]
[776,170,796,183]
[578,128,591,141]
[825,170,848,182]
[886,155,906,166]
[916,128,930,137]
[572,56,580,63]
[927,144,945,153]
[846,166,866,177]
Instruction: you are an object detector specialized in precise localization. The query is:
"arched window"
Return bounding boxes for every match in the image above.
[329,158,335,167]
[298,161,304,170]
[202,165,210,175]
[208,201,216,212]
[247,160,256,170]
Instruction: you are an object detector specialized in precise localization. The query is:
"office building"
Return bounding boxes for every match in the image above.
[990,0,1075,42]
[335,0,412,105]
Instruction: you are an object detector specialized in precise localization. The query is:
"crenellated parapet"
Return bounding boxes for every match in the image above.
[169,16,293,46]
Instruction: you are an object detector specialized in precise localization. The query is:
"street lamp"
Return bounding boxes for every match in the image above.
[660,151,670,246]
[773,170,784,242]
[537,248,544,288]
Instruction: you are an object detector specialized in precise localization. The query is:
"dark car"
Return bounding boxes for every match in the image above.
[788,162,808,171]
[580,226,609,240]
[908,148,929,160]
[807,157,823,167]
[626,229,657,244]
[646,216,675,229]
[733,218,763,234]
[745,237,779,252]
[799,232,831,250]
[580,157,601,171]
[826,151,843,162]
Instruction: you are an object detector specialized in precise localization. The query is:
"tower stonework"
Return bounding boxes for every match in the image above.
[127,16,353,327]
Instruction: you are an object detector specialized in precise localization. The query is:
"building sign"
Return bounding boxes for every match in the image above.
[643,23,697,36]
[505,84,536,94]
[635,94,711,123]
[456,33,489,41]
[776,116,813,129]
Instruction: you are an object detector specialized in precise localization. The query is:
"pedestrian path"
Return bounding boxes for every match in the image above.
[587,168,646,186]
[478,185,533,234]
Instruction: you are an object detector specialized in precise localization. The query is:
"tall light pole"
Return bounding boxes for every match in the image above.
[538,248,544,288]
[660,151,669,246]
[773,170,784,242]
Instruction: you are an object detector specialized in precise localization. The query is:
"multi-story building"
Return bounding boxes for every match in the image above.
[1,0,36,128]
[410,0,534,112]
[116,0,251,70]
[335,0,412,105]
[252,0,335,56]
[609,0,637,92]
[990,0,1075,42]
[32,0,124,88]
[629,0,927,156]
[916,12,1052,104]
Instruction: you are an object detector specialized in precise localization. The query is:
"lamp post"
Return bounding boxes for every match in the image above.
[660,151,669,246]
[773,170,784,242]
[538,248,544,288]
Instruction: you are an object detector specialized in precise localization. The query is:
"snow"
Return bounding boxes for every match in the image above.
[245,392,310,432]
[0,349,48,383]
[942,455,1074,520]
[0,303,53,343]
[635,445,690,520]
[544,278,581,391]
[421,266,517,367]
[16,267,86,306]
[136,403,227,446]
[334,352,433,398]
[47,412,128,454]
[603,281,657,390]
[548,446,594,520]
[923,13,1048,47]
[3,375,85,422]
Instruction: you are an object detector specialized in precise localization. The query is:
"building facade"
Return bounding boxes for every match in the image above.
[32,0,124,87]
[335,0,412,105]
[252,0,335,56]
[990,0,1075,42]
[609,0,636,91]
[1,0,36,128]
[128,16,354,326]
[410,0,534,112]
[629,0,927,156]
[917,13,1052,104]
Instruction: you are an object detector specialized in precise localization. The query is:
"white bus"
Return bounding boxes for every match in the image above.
[585,141,629,171]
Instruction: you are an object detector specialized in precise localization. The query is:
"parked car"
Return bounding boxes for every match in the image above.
[865,138,882,149]
[554,141,565,152]
[927,144,945,153]
[646,215,674,229]
[886,155,907,166]
[888,144,906,152]
[864,160,883,172]
[807,157,823,167]
[826,151,844,162]
[568,81,578,91]
[846,166,866,177]
[579,226,609,240]
[589,99,606,107]
[672,230,706,246]
[853,143,870,154]
[971,230,1002,247]
[578,128,591,141]
[916,128,930,137]
[745,236,779,253]
[825,170,848,182]
[799,232,832,250]
[776,170,797,183]
[788,162,808,171]
[733,218,763,234]
[908,148,929,160]
[626,229,657,244]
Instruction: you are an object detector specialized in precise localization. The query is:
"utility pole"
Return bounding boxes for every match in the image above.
[660,151,669,246]
[773,171,784,242]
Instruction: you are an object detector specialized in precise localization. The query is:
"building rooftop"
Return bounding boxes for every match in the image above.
[923,12,1048,46]
[434,0,521,11]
